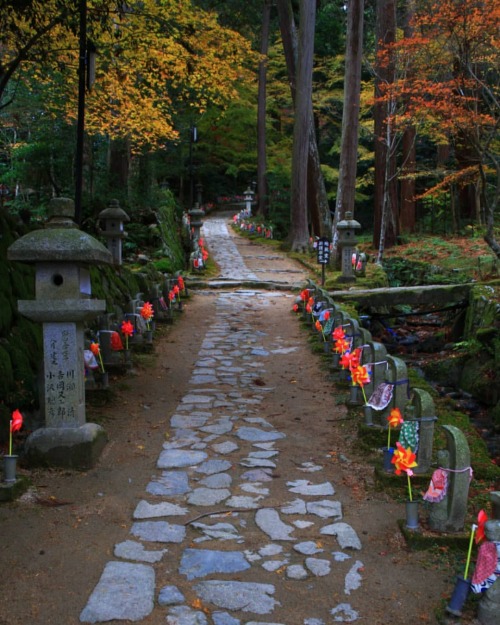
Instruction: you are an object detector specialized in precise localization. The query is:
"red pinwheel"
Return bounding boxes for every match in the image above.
[121,320,134,350]
[90,342,105,373]
[475,509,488,544]
[386,407,404,450]
[9,409,23,455]
[332,326,345,341]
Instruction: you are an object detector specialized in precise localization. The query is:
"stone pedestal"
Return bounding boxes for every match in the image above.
[8,197,112,470]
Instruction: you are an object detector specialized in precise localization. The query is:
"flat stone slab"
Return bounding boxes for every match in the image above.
[171,414,208,428]
[200,473,232,488]
[320,522,362,550]
[255,508,295,541]
[130,521,186,543]
[187,487,231,506]
[212,612,241,625]
[158,585,185,606]
[146,471,191,496]
[236,427,285,442]
[191,522,242,542]
[113,540,167,563]
[240,458,276,469]
[305,557,331,577]
[281,499,307,515]
[226,495,263,509]
[286,480,335,496]
[166,605,208,624]
[307,500,342,519]
[157,449,208,469]
[212,441,239,454]
[293,541,324,555]
[195,459,232,475]
[80,561,154,623]
[241,468,274,482]
[179,549,250,580]
[345,560,364,595]
[133,500,188,519]
[193,581,279,614]
[286,564,308,580]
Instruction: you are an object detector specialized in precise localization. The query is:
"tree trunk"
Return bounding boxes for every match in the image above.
[289,0,315,251]
[373,0,397,250]
[331,0,365,264]
[276,0,331,238]
[399,0,416,234]
[256,0,272,217]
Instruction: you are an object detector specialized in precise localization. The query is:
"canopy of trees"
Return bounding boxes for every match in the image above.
[0,0,498,255]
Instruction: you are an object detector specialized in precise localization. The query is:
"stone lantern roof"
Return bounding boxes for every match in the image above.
[8,197,112,265]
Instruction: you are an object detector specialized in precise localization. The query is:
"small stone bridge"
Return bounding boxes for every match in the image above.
[331,283,472,309]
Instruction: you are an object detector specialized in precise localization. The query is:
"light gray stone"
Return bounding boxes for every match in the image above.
[255,508,295,541]
[166,605,208,624]
[80,561,154,623]
[281,499,307,515]
[179,548,250,580]
[212,612,241,625]
[191,521,241,541]
[195,459,232,475]
[133,500,187,519]
[171,414,208,428]
[286,564,308,580]
[187,488,231,506]
[212,441,239,454]
[287,480,335,496]
[344,560,364,595]
[130,521,186,543]
[305,557,331,577]
[320,523,361,550]
[294,541,324,555]
[236,427,285,442]
[306,500,342,519]
[226,495,263,509]
[193,581,279,614]
[113,540,167,563]
[200,473,232,488]
[262,560,288,572]
[157,449,207,469]
[158,585,185,606]
[146,471,190,496]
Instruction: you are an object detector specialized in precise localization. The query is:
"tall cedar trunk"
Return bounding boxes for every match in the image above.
[289,0,315,251]
[373,0,397,250]
[399,0,416,233]
[276,0,331,237]
[256,0,272,217]
[331,0,365,264]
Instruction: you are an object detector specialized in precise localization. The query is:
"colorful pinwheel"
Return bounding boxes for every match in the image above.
[386,407,404,449]
[391,441,418,501]
[121,320,134,350]
[90,342,105,373]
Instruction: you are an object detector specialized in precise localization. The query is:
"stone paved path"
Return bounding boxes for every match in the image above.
[79,216,364,625]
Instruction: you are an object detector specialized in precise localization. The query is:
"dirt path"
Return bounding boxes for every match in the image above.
[0,216,458,625]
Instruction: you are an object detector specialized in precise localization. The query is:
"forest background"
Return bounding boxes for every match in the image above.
[0,0,498,262]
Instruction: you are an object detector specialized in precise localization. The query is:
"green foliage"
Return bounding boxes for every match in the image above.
[0,345,14,399]
[382,257,470,287]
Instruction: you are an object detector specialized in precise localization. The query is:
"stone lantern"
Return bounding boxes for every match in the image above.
[189,203,204,250]
[98,198,130,265]
[243,186,255,216]
[7,197,113,469]
[337,211,361,282]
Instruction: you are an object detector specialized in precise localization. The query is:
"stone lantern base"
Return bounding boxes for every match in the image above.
[24,423,107,470]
